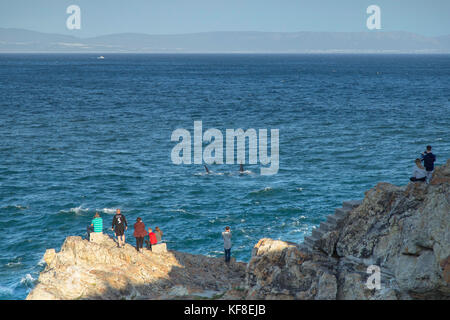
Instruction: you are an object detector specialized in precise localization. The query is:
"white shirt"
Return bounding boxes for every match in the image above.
[222,231,232,249]
[412,164,426,179]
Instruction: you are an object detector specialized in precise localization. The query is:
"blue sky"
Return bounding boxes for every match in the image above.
[0,0,449,37]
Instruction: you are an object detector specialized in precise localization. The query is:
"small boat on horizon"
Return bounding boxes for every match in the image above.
[97,56,105,60]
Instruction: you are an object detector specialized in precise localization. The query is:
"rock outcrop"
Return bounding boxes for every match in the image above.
[27,160,450,300]
[244,159,450,300]
[27,234,247,300]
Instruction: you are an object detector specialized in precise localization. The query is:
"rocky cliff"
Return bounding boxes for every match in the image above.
[245,159,450,300]
[27,160,450,300]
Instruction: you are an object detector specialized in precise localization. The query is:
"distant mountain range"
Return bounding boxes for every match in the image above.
[1,28,449,53]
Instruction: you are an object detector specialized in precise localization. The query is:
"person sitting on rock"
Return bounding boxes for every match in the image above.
[410,158,427,182]
[145,228,158,251]
[87,212,103,240]
[154,226,163,243]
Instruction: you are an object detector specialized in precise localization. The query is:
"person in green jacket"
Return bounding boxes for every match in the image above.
[91,212,103,232]
[87,212,103,240]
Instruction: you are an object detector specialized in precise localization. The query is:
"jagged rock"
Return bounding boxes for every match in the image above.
[244,160,450,300]
[316,273,337,300]
[317,230,339,257]
[27,234,246,300]
[28,160,450,300]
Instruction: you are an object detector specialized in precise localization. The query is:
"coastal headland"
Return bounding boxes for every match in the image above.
[27,160,450,300]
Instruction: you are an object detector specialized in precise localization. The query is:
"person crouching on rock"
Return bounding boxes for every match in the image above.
[146,228,158,251]
[111,209,128,248]
[133,217,147,253]
[410,158,427,182]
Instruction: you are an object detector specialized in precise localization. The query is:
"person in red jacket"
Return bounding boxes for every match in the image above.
[146,227,158,251]
[133,217,147,253]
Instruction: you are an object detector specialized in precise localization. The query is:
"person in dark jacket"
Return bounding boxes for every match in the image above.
[133,217,147,253]
[421,145,436,184]
[111,209,128,248]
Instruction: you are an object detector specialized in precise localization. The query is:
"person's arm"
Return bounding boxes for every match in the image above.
[112,216,116,229]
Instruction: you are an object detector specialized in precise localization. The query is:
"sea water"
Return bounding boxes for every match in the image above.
[0,54,449,299]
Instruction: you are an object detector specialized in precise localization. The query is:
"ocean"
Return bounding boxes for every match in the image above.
[0,53,449,299]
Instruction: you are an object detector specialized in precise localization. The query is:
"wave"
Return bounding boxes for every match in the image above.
[1,204,28,210]
[194,171,225,176]
[20,274,36,287]
[249,186,273,195]
[0,286,13,296]
[99,208,117,214]
[60,205,89,215]
[37,257,46,267]
[5,259,22,268]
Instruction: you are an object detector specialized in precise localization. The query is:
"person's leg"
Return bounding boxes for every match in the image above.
[87,226,93,240]
[426,170,433,184]
[138,237,144,251]
[224,248,231,263]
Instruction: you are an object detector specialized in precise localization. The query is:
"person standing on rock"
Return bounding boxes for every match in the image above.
[111,209,128,248]
[133,217,147,253]
[222,226,232,264]
[421,145,436,183]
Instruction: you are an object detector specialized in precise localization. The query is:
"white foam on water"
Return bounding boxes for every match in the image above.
[60,205,89,215]
[5,260,22,268]
[20,274,36,287]
[37,257,46,267]
[0,286,13,296]
[70,206,89,214]
[100,208,116,214]
[250,186,273,195]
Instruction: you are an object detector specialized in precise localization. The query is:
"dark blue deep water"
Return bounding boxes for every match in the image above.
[0,54,449,299]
